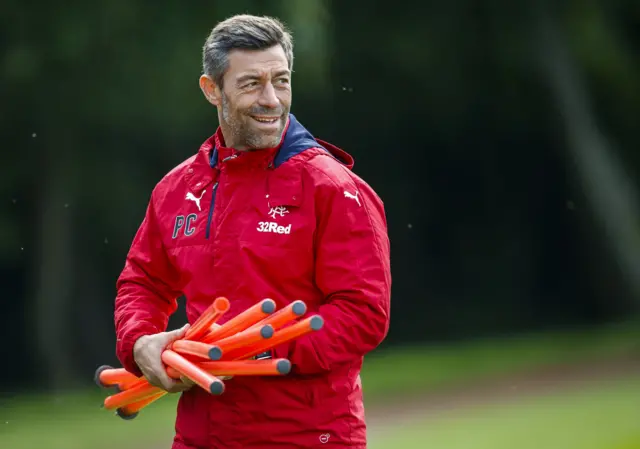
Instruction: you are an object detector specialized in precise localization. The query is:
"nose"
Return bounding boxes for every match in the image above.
[258,81,279,109]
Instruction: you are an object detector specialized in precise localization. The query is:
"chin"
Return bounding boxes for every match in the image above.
[246,129,284,149]
[261,136,282,149]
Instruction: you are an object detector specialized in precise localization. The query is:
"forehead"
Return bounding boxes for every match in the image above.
[225,45,289,79]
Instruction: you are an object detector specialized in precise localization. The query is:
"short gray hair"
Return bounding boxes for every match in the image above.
[202,14,294,88]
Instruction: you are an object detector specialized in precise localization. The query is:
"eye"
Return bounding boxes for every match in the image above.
[276,78,290,85]
[244,81,259,88]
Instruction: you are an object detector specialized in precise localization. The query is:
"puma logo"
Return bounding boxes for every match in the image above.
[344,190,361,207]
[186,189,206,211]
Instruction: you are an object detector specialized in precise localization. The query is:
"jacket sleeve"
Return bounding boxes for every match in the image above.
[274,168,391,374]
[114,191,182,376]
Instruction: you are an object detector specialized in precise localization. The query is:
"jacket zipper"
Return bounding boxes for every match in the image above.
[205,182,219,239]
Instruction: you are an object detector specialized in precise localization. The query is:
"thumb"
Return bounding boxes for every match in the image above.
[165,323,190,344]
[174,323,190,338]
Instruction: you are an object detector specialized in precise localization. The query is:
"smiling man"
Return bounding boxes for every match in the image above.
[114,14,391,449]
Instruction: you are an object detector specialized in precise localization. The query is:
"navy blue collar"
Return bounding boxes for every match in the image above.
[209,113,326,170]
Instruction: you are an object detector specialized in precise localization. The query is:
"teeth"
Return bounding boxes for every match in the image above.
[254,117,278,123]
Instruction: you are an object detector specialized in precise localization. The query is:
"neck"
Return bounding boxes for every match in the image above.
[218,122,251,151]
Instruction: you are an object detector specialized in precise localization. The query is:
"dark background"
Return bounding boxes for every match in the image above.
[1,0,639,394]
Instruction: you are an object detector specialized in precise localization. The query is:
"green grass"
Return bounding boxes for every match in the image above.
[361,319,639,404]
[0,319,637,449]
[0,390,180,449]
[369,376,640,449]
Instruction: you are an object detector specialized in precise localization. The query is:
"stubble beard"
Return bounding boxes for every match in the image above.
[220,93,286,150]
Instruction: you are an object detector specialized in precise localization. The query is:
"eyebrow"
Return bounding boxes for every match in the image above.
[236,70,291,85]
[272,69,291,78]
[236,73,261,85]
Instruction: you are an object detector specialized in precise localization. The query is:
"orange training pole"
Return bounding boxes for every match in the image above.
[116,390,167,420]
[185,297,230,341]
[207,325,274,360]
[166,358,291,378]
[228,315,324,361]
[201,298,276,344]
[117,376,142,391]
[171,340,218,360]
[94,365,138,389]
[103,379,162,410]
[248,300,307,331]
[161,350,225,395]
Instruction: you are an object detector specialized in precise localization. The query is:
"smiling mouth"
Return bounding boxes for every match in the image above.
[251,116,280,124]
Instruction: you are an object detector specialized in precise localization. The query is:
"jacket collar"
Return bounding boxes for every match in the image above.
[209,116,292,170]
[184,113,354,192]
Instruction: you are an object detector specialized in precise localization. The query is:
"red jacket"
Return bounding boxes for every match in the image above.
[114,114,391,448]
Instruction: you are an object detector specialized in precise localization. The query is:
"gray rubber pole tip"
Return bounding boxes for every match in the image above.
[210,381,225,395]
[209,347,223,361]
[310,316,324,331]
[261,325,274,339]
[115,409,138,420]
[292,301,307,316]
[262,299,276,314]
[276,359,292,375]
[94,365,113,388]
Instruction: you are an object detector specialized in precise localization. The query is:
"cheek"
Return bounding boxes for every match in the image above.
[277,90,292,105]
[227,92,252,114]
[236,99,258,118]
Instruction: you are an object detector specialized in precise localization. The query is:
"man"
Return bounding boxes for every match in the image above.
[114,14,391,449]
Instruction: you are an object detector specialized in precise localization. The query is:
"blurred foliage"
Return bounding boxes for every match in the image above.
[0,0,639,390]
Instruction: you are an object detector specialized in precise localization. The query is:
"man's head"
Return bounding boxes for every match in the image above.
[200,15,294,151]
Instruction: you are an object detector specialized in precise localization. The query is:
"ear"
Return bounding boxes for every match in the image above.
[199,74,221,106]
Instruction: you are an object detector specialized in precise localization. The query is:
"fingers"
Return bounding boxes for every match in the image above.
[154,325,194,391]
[166,382,193,393]
[164,324,190,347]
[133,325,198,393]
[175,323,191,337]
[142,373,163,389]
[180,375,196,386]
[148,371,191,393]
[140,353,171,390]
[133,337,162,388]
[157,326,195,392]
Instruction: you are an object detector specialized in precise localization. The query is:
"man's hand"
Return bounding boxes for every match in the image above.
[133,324,193,393]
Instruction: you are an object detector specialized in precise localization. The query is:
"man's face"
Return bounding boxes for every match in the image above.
[216,45,292,150]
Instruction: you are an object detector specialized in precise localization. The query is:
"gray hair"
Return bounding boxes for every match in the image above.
[202,14,294,88]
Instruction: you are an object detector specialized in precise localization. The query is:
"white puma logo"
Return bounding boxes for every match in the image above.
[344,190,361,207]
[185,189,206,211]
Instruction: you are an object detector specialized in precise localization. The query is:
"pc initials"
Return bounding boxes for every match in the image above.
[173,214,197,238]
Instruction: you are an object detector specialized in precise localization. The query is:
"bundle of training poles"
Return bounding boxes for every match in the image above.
[94,297,324,419]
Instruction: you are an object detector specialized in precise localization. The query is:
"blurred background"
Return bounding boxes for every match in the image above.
[1,0,639,448]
